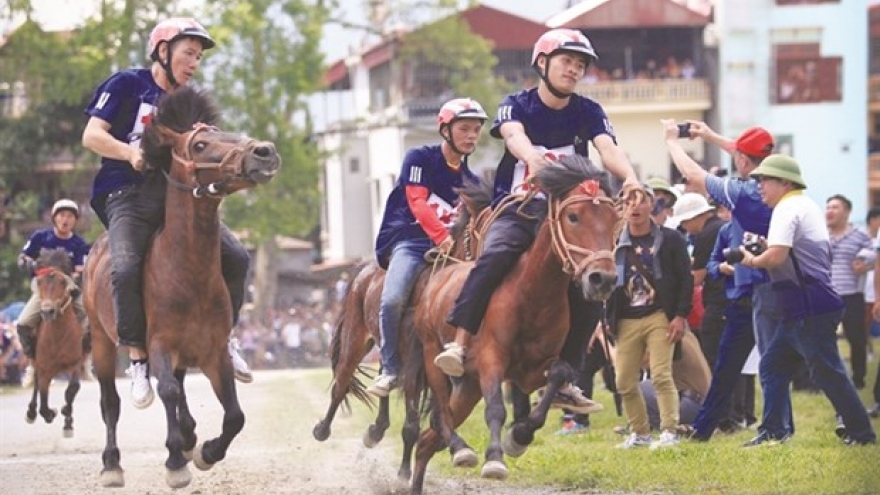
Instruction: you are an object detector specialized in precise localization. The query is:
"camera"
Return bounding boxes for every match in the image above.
[722,233,765,264]
[677,122,692,138]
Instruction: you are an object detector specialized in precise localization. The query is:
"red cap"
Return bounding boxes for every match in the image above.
[735,127,774,159]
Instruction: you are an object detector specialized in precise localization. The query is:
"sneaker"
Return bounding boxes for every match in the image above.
[126,361,154,409]
[555,419,589,436]
[842,435,876,446]
[551,383,604,415]
[367,373,399,398]
[433,343,465,377]
[834,415,846,439]
[616,432,652,449]
[650,430,680,450]
[21,364,34,388]
[612,424,630,436]
[868,403,880,418]
[228,337,253,383]
[742,431,790,448]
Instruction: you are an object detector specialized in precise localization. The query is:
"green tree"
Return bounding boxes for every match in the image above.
[203,0,329,322]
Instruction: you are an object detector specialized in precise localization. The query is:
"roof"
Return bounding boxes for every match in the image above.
[323,3,546,87]
[547,0,709,30]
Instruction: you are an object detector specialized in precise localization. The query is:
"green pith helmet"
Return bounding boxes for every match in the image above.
[749,154,806,189]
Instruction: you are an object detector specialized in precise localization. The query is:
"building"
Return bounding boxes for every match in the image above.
[870,2,880,207]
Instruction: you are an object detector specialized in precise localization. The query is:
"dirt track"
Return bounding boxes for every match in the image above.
[0,368,577,495]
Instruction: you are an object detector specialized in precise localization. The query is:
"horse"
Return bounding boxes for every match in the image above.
[405,155,622,495]
[312,178,493,481]
[25,247,87,437]
[83,87,281,489]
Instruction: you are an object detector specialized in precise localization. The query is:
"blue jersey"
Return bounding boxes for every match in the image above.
[21,228,90,269]
[84,68,164,200]
[490,88,615,201]
[374,145,478,269]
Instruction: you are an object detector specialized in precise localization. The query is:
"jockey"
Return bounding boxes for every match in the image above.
[81,18,252,410]
[433,29,641,413]
[16,199,91,359]
[366,98,487,397]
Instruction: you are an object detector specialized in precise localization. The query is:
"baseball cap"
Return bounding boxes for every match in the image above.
[735,127,774,159]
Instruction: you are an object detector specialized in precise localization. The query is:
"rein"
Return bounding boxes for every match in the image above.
[548,182,619,277]
[165,124,257,198]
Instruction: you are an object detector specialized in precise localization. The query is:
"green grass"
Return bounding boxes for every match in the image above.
[378,356,880,495]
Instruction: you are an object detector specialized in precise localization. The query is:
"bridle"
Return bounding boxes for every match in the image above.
[164,123,259,198]
[35,267,75,315]
[547,179,619,277]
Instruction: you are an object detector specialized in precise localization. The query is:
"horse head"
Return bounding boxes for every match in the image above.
[534,155,619,301]
[34,248,76,321]
[142,86,281,198]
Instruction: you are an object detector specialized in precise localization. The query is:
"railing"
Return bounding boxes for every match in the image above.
[576,79,711,106]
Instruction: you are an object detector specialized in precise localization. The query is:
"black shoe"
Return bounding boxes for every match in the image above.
[742,431,790,448]
[842,435,876,446]
[868,403,880,419]
[834,415,847,439]
[16,325,36,359]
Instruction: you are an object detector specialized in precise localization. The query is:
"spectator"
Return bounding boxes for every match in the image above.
[645,177,680,230]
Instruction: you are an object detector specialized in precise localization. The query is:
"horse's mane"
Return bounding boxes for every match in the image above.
[142,86,223,172]
[449,178,492,240]
[35,248,73,275]
[535,155,612,198]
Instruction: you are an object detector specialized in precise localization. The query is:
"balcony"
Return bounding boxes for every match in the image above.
[870,153,880,190]
[871,75,880,110]
[576,78,712,113]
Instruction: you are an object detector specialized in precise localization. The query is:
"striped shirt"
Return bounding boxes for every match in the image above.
[829,225,873,296]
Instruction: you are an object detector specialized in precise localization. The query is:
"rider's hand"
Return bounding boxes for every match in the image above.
[17,254,35,275]
[437,236,454,255]
[129,147,144,172]
[620,177,645,206]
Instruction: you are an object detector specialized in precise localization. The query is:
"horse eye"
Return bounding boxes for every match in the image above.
[193,141,208,153]
[567,213,579,224]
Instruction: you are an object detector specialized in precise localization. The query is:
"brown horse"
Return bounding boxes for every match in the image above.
[25,248,86,437]
[83,87,280,489]
[405,155,621,494]
[312,178,493,480]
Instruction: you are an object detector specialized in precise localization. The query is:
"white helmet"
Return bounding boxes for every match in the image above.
[51,199,79,218]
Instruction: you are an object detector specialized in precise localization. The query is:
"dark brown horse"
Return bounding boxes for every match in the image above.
[406,155,621,494]
[312,179,493,480]
[83,87,280,489]
[25,248,86,437]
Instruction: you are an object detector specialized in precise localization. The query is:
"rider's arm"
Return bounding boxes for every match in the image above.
[405,185,449,245]
[498,121,551,175]
[82,116,142,169]
[592,134,639,184]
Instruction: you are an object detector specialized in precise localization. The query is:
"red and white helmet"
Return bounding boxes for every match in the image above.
[148,18,215,61]
[437,98,489,132]
[531,29,598,66]
[51,199,79,218]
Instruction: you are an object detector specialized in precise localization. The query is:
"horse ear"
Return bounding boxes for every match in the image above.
[151,124,179,147]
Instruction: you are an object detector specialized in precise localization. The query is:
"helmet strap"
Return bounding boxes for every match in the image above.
[439,123,469,157]
[157,41,180,88]
[534,54,574,99]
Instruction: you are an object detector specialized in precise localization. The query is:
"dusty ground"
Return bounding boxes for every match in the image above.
[0,368,585,495]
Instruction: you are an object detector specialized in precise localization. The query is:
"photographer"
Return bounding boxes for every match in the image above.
[739,155,874,446]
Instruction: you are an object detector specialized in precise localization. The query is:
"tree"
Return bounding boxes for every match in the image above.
[203,0,329,322]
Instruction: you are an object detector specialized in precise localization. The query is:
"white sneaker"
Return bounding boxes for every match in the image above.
[21,364,34,388]
[126,361,154,409]
[616,432,652,449]
[433,343,465,377]
[367,373,399,397]
[650,430,680,450]
[228,337,253,383]
[551,383,604,415]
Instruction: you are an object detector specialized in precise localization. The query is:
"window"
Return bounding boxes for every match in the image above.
[349,158,360,174]
[771,43,841,105]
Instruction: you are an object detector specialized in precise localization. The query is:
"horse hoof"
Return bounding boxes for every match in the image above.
[502,430,528,458]
[452,448,478,468]
[43,410,58,424]
[63,428,74,438]
[25,414,35,424]
[165,466,192,489]
[480,460,508,480]
[99,469,125,487]
[362,429,381,449]
[313,422,330,442]
[182,449,194,461]
[193,444,215,471]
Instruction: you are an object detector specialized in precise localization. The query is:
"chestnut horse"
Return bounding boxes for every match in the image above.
[25,248,86,437]
[313,178,493,480]
[406,155,621,494]
[83,87,280,489]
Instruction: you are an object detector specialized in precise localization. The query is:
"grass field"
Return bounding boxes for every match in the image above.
[375,348,880,495]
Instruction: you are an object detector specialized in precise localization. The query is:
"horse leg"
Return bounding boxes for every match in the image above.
[365,396,390,448]
[397,389,420,480]
[151,352,192,489]
[193,354,244,472]
[174,369,198,459]
[26,377,39,423]
[61,370,81,438]
[37,373,57,424]
[409,424,448,495]
[509,384,531,424]
[313,339,372,442]
[506,361,572,457]
[476,374,508,480]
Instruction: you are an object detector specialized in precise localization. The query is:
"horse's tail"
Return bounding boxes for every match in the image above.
[328,262,376,412]
[400,305,431,422]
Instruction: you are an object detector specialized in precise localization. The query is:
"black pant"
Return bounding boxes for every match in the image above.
[841,293,867,387]
[698,302,728,369]
[104,174,250,348]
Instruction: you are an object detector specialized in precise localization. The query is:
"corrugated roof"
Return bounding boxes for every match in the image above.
[547,0,709,29]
